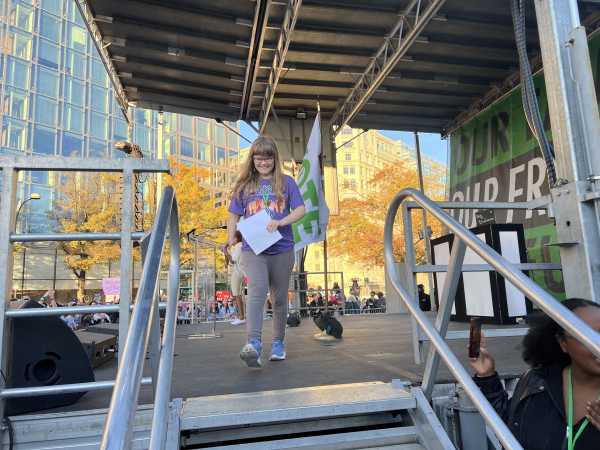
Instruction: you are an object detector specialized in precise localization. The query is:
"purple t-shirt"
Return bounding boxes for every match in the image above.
[229,175,304,254]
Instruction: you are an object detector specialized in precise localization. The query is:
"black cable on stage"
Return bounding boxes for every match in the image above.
[4,416,13,450]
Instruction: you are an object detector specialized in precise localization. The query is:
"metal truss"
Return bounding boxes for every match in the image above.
[75,0,132,127]
[325,0,446,138]
[240,0,272,120]
[258,0,303,134]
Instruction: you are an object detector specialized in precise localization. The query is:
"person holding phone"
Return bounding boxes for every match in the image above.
[223,136,306,368]
[470,299,600,449]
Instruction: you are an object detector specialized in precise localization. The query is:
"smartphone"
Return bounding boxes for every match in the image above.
[468,317,482,358]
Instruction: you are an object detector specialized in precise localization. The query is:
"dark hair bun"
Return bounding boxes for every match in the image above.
[522,298,599,368]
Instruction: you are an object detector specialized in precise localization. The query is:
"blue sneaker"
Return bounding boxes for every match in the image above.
[240,339,262,368]
[269,340,286,361]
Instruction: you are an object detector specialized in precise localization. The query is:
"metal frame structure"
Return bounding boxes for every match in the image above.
[325,0,446,138]
[384,187,600,450]
[0,156,170,448]
[532,0,600,301]
[75,0,132,127]
[403,199,559,365]
[240,0,273,120]
[258,0,303,133]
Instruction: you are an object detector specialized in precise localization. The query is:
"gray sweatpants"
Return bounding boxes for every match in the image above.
[242,250,295,342]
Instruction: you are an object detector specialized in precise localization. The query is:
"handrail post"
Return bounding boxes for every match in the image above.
[421,237,466,400]
[149,194,180,450]
[148,286,162,397]
[142,230,161,396]
[101,187,177,449]
[0,166,18,449]
[402,202,423,364]
[118,169,134,364]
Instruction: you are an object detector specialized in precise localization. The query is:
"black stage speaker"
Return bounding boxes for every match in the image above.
[8,300,95,415]
[86,322,119,336]
[76,332,116,368]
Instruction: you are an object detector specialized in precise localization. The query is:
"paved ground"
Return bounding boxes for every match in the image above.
[45,312,529,414]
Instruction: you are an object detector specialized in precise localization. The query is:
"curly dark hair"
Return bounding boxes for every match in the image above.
[522,298,600,368]
[235,230,243,242]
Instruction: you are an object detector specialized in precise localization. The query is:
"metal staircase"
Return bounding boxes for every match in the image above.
[2,381,451,449]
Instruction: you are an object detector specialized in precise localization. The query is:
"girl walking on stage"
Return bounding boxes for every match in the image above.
[222,136,306,368]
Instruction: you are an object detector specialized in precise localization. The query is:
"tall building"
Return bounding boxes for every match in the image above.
[304,126,447,295]
[395,141,448,193]
[1,0,239,299]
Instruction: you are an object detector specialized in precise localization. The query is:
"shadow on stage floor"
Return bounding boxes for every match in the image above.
[44,312,529,414]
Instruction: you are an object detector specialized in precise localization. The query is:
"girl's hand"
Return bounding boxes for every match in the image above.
[266,220,280,233]
[587,399,600,432]
[469,331,496,377]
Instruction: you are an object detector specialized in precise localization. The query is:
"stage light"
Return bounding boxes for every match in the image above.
[114,140,132,154]
[296,108,307,120]
[115,141,145,159]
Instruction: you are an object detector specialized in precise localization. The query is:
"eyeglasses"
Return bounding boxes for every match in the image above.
[253,156,274,165]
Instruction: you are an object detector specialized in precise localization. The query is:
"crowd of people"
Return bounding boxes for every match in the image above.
[176,294,241,324]
[306,284,386,316]
[11,289,116,331]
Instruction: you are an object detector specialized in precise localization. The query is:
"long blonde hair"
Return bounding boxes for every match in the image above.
[231,135,285,202]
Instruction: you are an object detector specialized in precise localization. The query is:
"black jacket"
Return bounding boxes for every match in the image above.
[474,365,599,450]
[418,292,431,311]
[309,299,324,316]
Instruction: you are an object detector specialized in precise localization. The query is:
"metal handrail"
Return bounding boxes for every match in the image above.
[101,186,180,450]
[10,231,145,242]
[384,188,600,450]
[5,302,167,318]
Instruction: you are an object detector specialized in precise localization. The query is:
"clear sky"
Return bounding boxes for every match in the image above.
[239,122,450,165]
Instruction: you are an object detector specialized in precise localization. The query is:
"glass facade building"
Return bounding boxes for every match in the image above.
[0,0,240,231]
[0,0,240,300]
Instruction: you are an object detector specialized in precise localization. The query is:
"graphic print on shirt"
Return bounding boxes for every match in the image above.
[247,184,285,218]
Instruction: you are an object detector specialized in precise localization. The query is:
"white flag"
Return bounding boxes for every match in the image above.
[293,113,330,252]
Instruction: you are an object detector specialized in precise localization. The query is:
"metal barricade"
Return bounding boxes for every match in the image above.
[384,187,600,450]
[0,156,175,450]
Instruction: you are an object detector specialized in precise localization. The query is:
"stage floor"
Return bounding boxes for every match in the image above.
[44,312,529,414]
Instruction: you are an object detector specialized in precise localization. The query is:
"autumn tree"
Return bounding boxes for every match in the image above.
[49,171,122,300]
[328,160,446,270]
[148,158,228,270]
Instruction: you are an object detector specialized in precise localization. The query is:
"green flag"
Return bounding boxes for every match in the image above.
[293,113,330,251]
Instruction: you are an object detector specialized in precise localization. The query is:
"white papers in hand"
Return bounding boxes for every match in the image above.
[237,209,282,255]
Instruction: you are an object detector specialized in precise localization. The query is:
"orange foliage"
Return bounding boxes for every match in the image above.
[148,157,229,269]
[49,171,122,299]
[328,160,446,269]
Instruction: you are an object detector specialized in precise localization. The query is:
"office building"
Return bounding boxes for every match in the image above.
[1,0,239,298]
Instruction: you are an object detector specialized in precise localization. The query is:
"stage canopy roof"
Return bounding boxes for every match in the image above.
[80,0,600,137]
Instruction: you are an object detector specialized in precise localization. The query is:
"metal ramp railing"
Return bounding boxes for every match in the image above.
[401,197,560,365]
[102,184,180,449]
[0,156,177,450]
[384,188,600,450]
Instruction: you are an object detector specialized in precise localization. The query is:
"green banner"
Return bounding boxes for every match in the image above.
[448,32,600,300]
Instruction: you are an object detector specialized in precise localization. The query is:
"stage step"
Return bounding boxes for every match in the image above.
[369,446,426,450]
[181,381,416,431]
[2,382,453,449]
[215,427,425,449]
[179,382,454,449]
